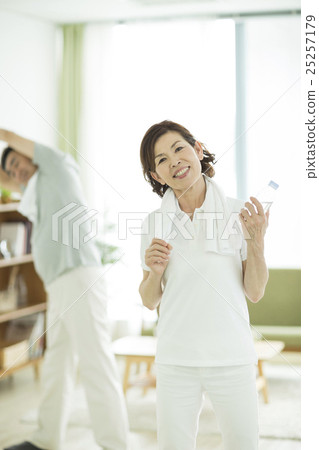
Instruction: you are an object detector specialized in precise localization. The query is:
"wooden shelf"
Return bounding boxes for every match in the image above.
[0,303,46,323]
[0,356,42,379]
[0,204,46,381]
[0,202,20,213]
[0,254,33,268]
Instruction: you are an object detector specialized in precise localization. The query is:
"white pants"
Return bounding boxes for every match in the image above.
[31,267,129,450]
[156,364,259,450]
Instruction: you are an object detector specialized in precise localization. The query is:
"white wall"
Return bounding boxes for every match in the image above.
[0,10,58,148]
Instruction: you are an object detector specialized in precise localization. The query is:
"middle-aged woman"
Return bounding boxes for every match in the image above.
[139,120,269,450]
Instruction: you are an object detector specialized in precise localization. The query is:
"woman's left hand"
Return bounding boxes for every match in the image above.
[239,196,269,247]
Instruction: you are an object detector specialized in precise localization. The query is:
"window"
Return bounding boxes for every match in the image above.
[79,18,237,322]
[78,15,300,323]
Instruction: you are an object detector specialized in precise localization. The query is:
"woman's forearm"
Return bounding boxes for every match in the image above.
[243,239,269,303]
[239,196,269,303]
[139,272,163,310]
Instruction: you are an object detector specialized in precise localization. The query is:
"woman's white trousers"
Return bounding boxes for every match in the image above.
[156,363,259,450]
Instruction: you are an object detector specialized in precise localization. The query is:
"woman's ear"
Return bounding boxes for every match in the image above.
[150,171,166,185]
[194,141,204,161]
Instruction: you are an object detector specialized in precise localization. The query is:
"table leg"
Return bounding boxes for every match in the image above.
[123,358,132,396]
[257,360,269,403]
[143,360,153,396]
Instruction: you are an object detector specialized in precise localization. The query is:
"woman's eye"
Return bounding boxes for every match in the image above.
[158,158,166,164]
[175,146,183,152]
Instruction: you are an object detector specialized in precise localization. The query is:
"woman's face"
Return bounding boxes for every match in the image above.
[151,131,203,192]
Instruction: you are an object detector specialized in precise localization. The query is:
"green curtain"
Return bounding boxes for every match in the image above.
[58,24,84,160]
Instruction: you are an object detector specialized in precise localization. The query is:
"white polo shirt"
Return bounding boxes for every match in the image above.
[140,179,257,367]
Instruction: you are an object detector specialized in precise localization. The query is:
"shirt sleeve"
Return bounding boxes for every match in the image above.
[33,142,75,174]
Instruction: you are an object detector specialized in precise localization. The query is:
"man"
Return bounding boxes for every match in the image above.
[0,129,129,450]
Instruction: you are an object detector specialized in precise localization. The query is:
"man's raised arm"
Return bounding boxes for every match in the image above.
[0,129,34,160]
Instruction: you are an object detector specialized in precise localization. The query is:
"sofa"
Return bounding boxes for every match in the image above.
[247,268,301,351]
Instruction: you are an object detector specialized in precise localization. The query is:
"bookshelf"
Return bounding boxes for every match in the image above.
[0,254,34,268]
[0,202,23,213]
[0,202,46,380]
[0,303,46,323]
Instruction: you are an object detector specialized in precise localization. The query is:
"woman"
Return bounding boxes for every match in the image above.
[139,120,269,450]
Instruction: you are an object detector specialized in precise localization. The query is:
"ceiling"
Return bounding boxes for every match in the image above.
[0,0,301,23]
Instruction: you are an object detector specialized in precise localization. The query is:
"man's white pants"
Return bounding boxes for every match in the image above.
[156,363,259,450]
[31,266,129,450]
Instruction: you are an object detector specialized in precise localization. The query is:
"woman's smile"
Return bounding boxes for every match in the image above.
[151,131,205,192]
[173,166,190,179]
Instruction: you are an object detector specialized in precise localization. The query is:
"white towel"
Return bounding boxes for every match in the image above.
[159,175,244,255]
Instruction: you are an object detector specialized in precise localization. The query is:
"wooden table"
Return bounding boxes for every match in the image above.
[112,336,157,395]
[112,336,284,402]
[254,339,285,403]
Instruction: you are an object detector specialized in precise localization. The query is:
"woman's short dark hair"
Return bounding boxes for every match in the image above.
[140,120,216,198]
[1,147,14,172]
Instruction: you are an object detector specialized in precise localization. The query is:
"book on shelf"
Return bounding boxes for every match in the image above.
[0,221,31,258]
[25,221,32,254]
[0,265,28,312]
[0,340,29,369]
[28,313,45,360]
[3,312,45,362]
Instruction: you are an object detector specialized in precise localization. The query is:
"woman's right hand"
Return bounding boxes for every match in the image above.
[145,238,173,276]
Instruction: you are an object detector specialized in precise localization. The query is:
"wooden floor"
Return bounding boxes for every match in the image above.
[0,358,301,450]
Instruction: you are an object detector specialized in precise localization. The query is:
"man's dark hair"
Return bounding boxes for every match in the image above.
[1,146,14,172]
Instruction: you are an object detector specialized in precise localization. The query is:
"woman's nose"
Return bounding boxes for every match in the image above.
[170,158,181,168]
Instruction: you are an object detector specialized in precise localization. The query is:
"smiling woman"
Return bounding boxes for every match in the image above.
[139,120,269,450]
[140,120,216,199]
